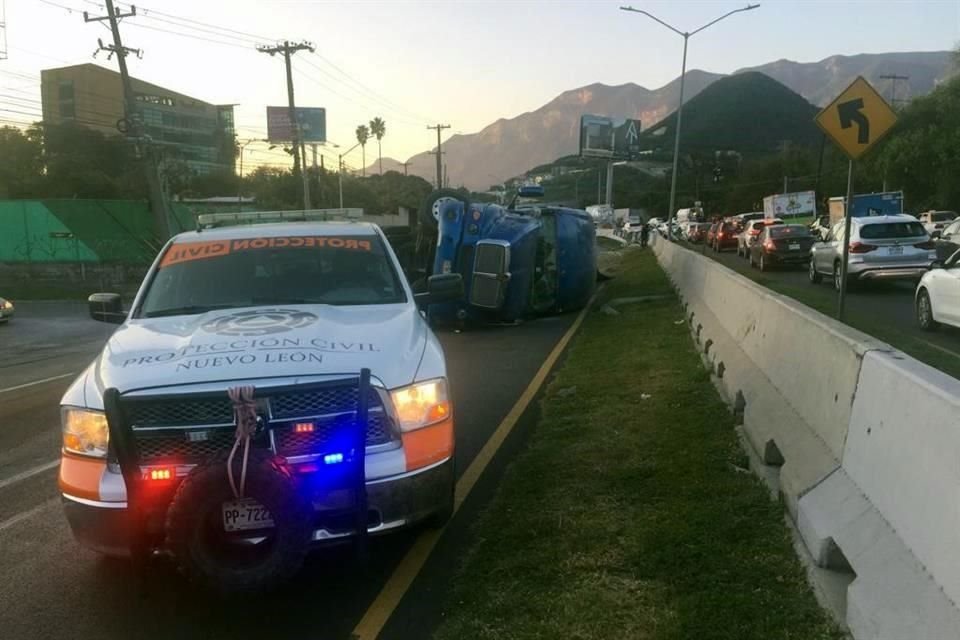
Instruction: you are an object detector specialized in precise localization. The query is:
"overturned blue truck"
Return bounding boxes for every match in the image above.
[417,186,598,325]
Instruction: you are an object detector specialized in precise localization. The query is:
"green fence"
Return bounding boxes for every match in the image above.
[0,200,195,263]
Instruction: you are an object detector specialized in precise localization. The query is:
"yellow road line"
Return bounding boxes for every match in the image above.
[351,298,596,640]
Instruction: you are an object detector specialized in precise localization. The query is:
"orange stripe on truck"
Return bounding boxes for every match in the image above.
[402,418,454,471]
[59,453,106,501]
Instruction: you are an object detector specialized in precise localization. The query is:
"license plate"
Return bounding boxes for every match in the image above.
[789,243,800,250]
[222,498,274,532]
[888,246,903,256]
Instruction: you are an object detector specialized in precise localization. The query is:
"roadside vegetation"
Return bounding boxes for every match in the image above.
[433,248,841,640]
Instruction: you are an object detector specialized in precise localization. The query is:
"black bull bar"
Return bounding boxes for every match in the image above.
[101,368,374,565]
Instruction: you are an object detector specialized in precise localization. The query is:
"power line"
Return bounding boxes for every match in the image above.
[112,0,277,43]
[300,54,430,125]
[121,19,256,50]
[136,13,260,46]
[291,66,423,129]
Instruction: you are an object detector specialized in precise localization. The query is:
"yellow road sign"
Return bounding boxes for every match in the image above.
[815,76,897,160]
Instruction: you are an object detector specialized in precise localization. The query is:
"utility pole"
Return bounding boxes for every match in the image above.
[605,161,614,206]
[84,0,171,240]
[257,40,314,211]
[0,0,8,61]
[399,161,411,176]
[879,73,908,192]
[426,124,450,189]
[879,74,909,109]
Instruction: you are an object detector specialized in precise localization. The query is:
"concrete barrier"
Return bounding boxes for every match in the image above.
[651,235,960,638]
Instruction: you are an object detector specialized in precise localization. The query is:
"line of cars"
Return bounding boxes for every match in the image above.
[674,211,960,333]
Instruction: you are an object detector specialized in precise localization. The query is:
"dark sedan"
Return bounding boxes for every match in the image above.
[749,224,815,271]
[934,219,960,261]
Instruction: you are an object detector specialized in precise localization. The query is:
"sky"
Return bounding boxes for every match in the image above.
[7,0,960,173]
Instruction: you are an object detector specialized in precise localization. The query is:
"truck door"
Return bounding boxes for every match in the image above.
[530,213,558,314]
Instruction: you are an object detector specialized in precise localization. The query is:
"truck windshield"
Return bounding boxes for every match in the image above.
[138,234,406,317]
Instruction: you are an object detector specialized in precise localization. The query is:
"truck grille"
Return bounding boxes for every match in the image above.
[470,274,505,308]
[127,397,234,427]
[135,429,242,464]
[125,382,396,464]
[271,386,381,420]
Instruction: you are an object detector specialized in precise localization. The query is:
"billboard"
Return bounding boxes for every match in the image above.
[579,115,642,160]
[266,106,326,143]
[763,190,816,219]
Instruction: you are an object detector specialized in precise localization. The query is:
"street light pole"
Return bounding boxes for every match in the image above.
[668,35,688,239]
[237,139,257,206]
[620,4,760,240]
[338,141,361,209]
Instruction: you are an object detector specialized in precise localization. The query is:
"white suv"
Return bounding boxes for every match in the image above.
[809,215,936,290]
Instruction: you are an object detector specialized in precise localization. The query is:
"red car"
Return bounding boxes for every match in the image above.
[710,221,739,252]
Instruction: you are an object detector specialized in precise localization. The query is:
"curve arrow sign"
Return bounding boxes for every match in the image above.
[838,98,869,144]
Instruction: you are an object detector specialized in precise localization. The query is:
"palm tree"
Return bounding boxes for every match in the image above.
[369,117,386,175]
[355,124,370,177]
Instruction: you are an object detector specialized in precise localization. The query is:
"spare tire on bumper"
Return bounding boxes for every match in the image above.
[165,449,313,595]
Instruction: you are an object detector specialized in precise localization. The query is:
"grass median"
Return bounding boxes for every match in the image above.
[433,247,841,640]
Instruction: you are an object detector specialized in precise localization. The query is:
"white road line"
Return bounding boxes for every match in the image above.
[0,372,76,395]
[0,460,60,491]
[0,498,58,533]
[916,338,960,360]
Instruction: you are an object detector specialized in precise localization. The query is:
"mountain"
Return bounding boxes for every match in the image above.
[740,51,954,107]
[403,70,722,190]
[360,156,404,175]
[636,72,820,153]
[403,51,953,190]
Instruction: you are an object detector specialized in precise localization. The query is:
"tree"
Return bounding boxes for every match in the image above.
[867,73,960,210]
[0,126,43,198]
[369,117,386,175]
[355,124,370,177]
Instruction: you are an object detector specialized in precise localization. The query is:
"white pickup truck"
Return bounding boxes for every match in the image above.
[59,216,461,592]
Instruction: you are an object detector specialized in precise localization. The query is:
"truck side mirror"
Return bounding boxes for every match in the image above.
[88,293,126,324]
[415,274,464,308]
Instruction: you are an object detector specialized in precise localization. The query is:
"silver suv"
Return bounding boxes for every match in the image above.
[809,215,936,290]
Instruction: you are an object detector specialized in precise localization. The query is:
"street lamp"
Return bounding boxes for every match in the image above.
[620,3,759,239]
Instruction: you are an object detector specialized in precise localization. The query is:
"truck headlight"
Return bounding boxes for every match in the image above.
[61,407,109,458]
[390,379,450,432]
[1,300,11,309]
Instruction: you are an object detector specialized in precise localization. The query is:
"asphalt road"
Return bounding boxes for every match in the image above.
[690,240,960,361]
[0,304,577,640]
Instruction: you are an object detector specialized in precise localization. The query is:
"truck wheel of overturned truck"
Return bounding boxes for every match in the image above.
[419,189,468,231]
[165,449,313,595]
